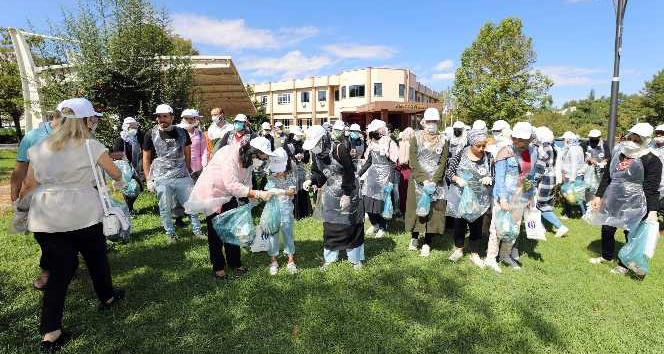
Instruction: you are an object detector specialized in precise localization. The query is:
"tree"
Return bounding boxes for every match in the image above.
[642,69,664,126]
[452,17,552,127]
[0,28,24,141]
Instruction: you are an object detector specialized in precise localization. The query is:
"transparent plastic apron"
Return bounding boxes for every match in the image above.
[446,147,491,219]
[321,146,363,225]
[361,149,393,200]
[595,154,646,230]
[414,131,447,202]
[149,127,190,181]
[655,147,664,196]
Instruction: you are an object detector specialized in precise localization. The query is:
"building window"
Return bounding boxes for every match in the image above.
[409,87,415,101]
[399,84,405,98]
[277,93,291,105]
[318,90,327,102]
[334,89,340,101]
[373,83,382,97]
[341,86,346,99]
[301,91,310,103]
[349,85,365,98]
[260,95,268,106]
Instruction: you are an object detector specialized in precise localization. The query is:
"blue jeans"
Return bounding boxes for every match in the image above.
[155,177,202,235]
[541,211,562,229]
[324,244,365,265]
[268,220,295,257]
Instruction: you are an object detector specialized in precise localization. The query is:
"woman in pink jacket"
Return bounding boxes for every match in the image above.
[179,109,208,180]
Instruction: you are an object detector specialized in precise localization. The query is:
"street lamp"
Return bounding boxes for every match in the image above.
[607,0,628,152]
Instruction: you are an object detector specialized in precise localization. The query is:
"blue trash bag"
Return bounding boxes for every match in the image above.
[114,160,134,183]
[212,203,256,247]
[416,184,437,217]
[107,198,131,243]
[123,179,140,198]
[458,186,482,222]
[584,165,599,193]
[618,220,660,276]
[496,210,518,242]
[382,184,394,220]
[561,180,585,204]
[260,196,281,235]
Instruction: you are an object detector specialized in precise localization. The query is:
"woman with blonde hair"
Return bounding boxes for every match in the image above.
[397,127,415,214]
[20,98,125,353]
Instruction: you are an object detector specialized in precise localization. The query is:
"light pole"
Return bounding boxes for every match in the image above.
[607,0,628,152]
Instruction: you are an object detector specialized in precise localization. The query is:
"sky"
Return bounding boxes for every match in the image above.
[2,0,663,107]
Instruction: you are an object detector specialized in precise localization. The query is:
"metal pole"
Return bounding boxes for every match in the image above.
[607,0,627,152]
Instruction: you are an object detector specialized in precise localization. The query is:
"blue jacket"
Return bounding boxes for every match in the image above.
[493,145,537,202]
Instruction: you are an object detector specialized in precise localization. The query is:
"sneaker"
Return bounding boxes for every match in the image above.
[555,225,569,238]
[500,257,521,270]
[408,238,419,251]
[194,233,207,240]
[420,244,431,257]
[484,258,502,273]
[40,332,71,354]
[353,262,364,270]
[448,248,463,262]
[366,225,377,235]
[167,234,177,244]
[287,262,298,274]
[469,253,485,268]
[510,247,520,261]
[269,262,279,276]
[610,265,628,275]
[375,229,385,238]
[589,257,609,264]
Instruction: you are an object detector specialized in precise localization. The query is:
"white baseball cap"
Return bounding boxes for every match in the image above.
[562,131,576,140]
[588,129,602,138]
[274,122,283,128]
[290,126,304,136]
[154,104,173,115]
[511,122,533,140]
[181,108,200,118]
[332,120,345,131]
[452,120,465,129]
[628,122,654,138]
[249,136,277,156]
[423,108,440,122]
[472,120,487,131]
[491,120,510,132]
[261,122,272,130]
[535,126,554,143]
[269,147,289,173]
[234,114,248,122]
[350,123,361,132]
[59,98,102,119]
[367,119,386,133]
[302,125,327,150]
[655,124,664,132]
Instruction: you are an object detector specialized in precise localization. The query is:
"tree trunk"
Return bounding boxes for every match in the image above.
[11,111,23,141]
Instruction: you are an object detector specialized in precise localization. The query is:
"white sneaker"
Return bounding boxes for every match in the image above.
[353,262,364,270]
[500,257,521,270]
[610,265,628,275]
[269,262,279,276]
[589,257,609,264]
[408,238,419,251]
[448,248,463,262]
[366,225,377,235]
[287,262,298,274]
[469,253,485,268]
[375,229,385,238]
[420,244,431,257]
[555,225,569,238]
[484,258,502,273]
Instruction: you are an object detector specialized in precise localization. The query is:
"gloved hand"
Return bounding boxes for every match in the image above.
[257,190,274,202]
[112,179,128,190]
[147,180,156,192]
[424,180,436,187]
[302,180,312,191]
[499,199,511,211]
[647,211,658,224]
[480,177,493,186]
[340,195,351,211]
[455,177,467,188]
[268,188,285,196]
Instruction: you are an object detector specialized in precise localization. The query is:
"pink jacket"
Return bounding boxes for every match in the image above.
[189,128,208,172]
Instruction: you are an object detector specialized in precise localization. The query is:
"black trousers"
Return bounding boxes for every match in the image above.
[205,200,242,272]
[453,216,484,252]
[367,213,387,230]
[601,225,629,262]
[36,223,114,334]
[411,232,433,246]
[33,234,80,273]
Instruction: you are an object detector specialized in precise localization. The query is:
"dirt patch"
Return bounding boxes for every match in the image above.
[0,184,11,210]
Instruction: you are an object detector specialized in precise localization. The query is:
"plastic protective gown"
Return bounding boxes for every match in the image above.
[446,147,492,222]
[149,126,190,181]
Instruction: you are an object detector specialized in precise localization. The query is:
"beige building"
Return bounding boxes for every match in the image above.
[249,67,442,130]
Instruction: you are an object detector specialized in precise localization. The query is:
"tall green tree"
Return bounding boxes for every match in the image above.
[452,17,552,126]
[0,28,24,141]
[642,69,664,126]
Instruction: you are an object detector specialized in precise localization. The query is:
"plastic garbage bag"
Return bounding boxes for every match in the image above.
[113,160,140,197]
[250,226,271,253]
[382,184,394,220]
[584,165,600,193]
[524,208,546,241]
[106,198,131,243]
[496,210,519,242]
[212,203,256,247]
[618,220,660,276]
[260,196,282,235]
[416,184,437,217]
[124,179,140,198]
[561,180,586,204]
[458,186,482,222]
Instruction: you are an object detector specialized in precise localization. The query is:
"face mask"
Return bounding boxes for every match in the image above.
[262,130,270,136]
[212,115,220,123]
[589,138,600,146]
[426,123,438,134]
[127,128,138,136]
[88,123,98,134]
[453,129,463,137]
[622,141,642,157]
[332,130,344,140]
[193,121,199,127]
[234,122,245,131]
[655,137,664,145]
[293,135,302,141]
[252,158,265,170]
[350,132,360,140]
[312,144,323,154]
[345,131,350,137]
[179,122,194,130]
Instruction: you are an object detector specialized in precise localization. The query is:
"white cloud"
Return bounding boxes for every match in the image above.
[537,66,604,86]
[322,44,397,59]
[240,51,333,80]
[434,59,454,72]
[431,72,455,81]
[172,14,319,50]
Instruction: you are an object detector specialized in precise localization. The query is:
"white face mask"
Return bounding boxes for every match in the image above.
[252,158,265,170]
[179,122,194,130]
[212,115,220,123]
[426,123,438,134]
[622,141,642,158]
[127,128,138,136]
[293,135,302,141]
[312,144,323,154]
[654,137,664,145]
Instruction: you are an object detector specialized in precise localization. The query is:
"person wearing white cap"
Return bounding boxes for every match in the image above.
[178,109,208,179]
[273,121,285,149]
[472,119,487,133]
[397,127,416,214]
[142,103,203,242]
[533,127,569,238]
[283,125,312,219]
[260,121,276,150]
[19,98,125,350]
[212,113,253,153]
[560,131,587,218]
[302,123,366,269]
[484,121,537,273]
[588,123,662,276]
[449,120,468,157]
[207,107,228,142]
[110,116,145,214]
[653,125,664,207]
[486,119,511,157]
[584,129,608,201]
[357,119,398,238]
[405,108,449,257]
[348,123,365,163]
[10,100,66,291]
[186,136,277,278]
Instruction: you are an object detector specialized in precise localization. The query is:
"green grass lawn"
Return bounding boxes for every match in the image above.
[1,193,664,354]
[0,149,17,183]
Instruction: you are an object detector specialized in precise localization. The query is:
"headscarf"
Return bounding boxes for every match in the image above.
[466,129,487,146]
[120,117,141,168]
[120,117,138,142]
[398,127,415,164]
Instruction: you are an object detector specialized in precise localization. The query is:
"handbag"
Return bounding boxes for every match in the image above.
[85,139,129,237]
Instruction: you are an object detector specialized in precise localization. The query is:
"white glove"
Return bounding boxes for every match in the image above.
[147,180,156,192]
[302,180,312,191]
[424,180,436,187]
[268,188,285,196]
[455,178,467,188]
[480,177,493,186]
[647,211,658,224]
[340,195,351,211]
[112,179,128,190]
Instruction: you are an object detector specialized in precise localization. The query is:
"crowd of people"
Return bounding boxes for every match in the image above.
[9,98,664,353]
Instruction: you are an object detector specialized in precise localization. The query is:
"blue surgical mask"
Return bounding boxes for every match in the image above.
[234,121,244,131]
[350,132,360,140]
